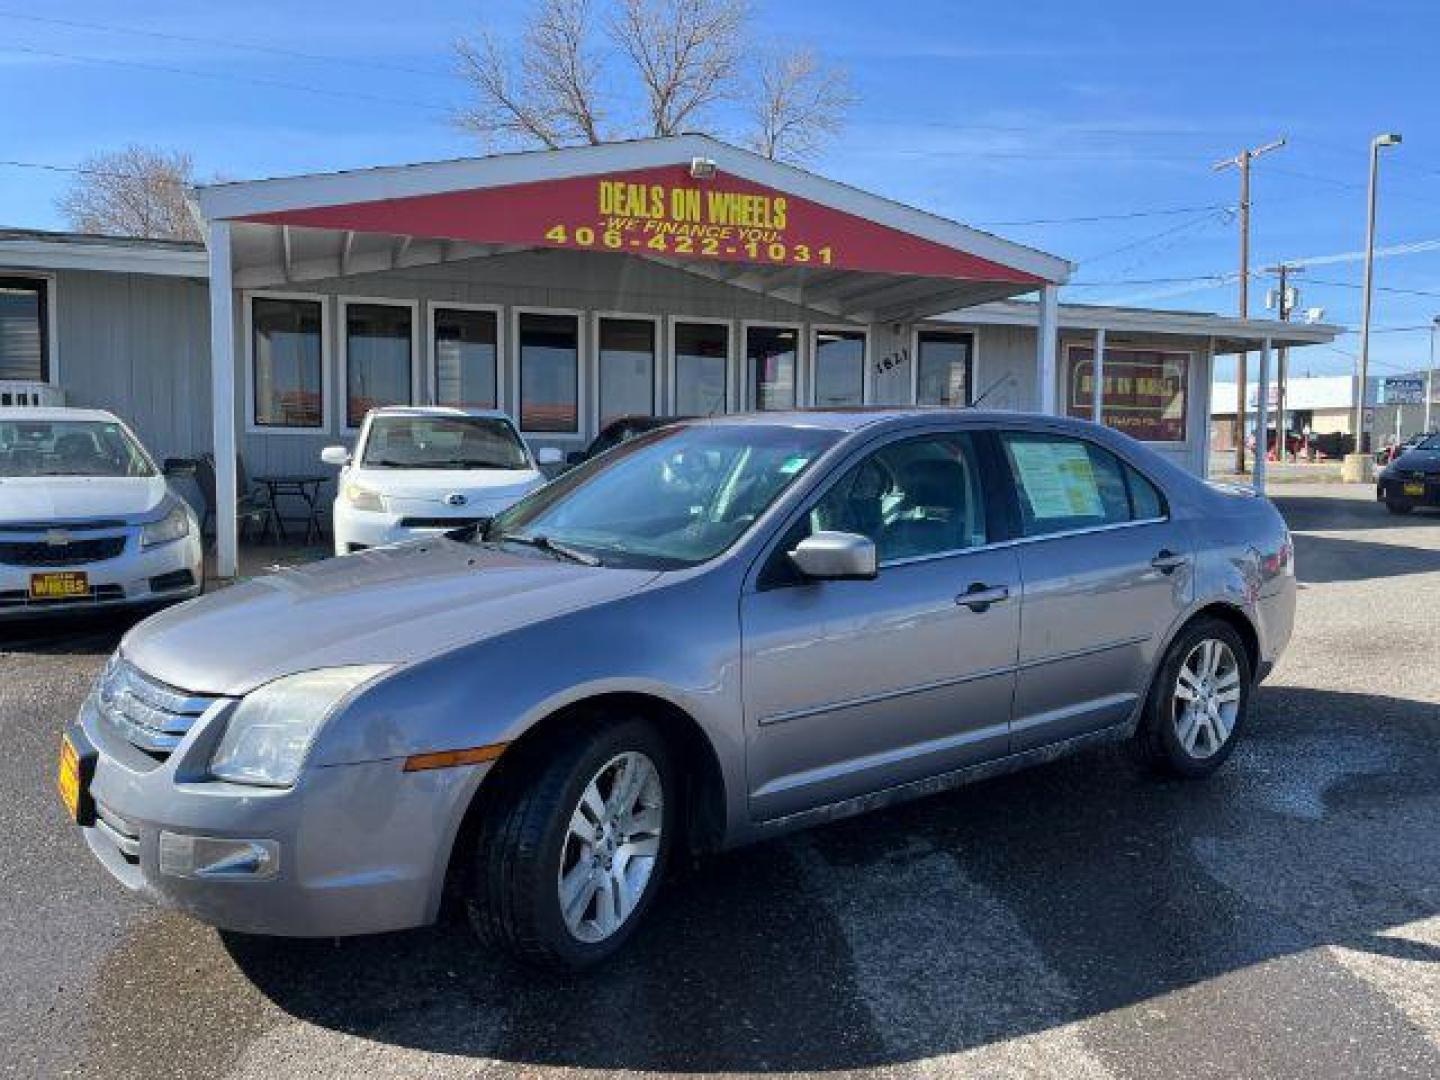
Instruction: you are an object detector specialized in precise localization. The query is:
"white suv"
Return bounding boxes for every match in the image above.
[323,407,557,555]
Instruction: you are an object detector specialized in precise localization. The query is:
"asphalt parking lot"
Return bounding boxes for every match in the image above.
[2,482,1437,1080]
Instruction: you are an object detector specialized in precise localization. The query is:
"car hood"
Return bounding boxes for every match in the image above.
[1390,449,1440,474]
[122,540,659,696]
[0,475,168,524]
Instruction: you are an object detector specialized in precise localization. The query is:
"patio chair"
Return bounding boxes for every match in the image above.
[193,453,277,544]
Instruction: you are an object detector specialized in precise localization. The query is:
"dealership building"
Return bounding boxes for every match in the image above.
[0,135,1340,576]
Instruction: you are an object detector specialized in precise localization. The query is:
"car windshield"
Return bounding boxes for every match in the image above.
[486,423,841,569]
[0,419,155,478]
[1414,434,1440,451]
[361,415,531,470]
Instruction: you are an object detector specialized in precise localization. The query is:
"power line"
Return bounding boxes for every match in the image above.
[976,203,1231,227]
[1075,210,1230,265]
[0,9,454,79]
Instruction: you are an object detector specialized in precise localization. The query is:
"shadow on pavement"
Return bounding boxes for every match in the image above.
[1292,531,1440,584]
[0,607,150,654]
[220,684,1440,1073]
[1273,493,1438,533]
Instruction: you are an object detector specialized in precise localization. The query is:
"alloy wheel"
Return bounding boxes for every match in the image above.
[557,750,664,943]
[1173,638,1242,759]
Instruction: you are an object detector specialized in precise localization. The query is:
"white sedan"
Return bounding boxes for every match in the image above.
[323,407,558,555]
[0,407,203,617]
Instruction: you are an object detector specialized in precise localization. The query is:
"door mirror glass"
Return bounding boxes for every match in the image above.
[320,445,351,467]
[535,446,564,466]
[162,457,197,477]
[789,531,877,581]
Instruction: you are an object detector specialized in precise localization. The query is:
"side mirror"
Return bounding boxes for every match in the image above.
[788,531,878,582]
[566,450,588,466]
[535,447,564,466]
[162,457,197,477]
[320,445,351,467]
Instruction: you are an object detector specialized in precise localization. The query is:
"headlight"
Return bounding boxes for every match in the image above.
[140,504,192,548]
[209,665,391,787]
[343,481,386,513]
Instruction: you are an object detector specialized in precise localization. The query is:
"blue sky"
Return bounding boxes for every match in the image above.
[4,0,1438,381]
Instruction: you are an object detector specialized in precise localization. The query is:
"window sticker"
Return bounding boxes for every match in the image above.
[1010,441,1104,519]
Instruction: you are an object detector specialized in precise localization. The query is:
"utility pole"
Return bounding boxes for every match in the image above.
[1215,137,1285,474]
[1268,263,1301,462]
[1426,315,1438,434]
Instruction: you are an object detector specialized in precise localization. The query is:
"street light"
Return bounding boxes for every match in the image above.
[1353,132,1402,457]
[1427,315,1438,434]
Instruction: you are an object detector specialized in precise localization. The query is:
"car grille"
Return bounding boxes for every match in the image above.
[95,658,218,759]
[397,516,490,531]
[0,535,127,566]
[0,584,125,609]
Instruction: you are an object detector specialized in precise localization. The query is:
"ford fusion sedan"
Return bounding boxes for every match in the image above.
[64,410,1294,968]
[0,408,201,617]
[1376,432,1440,514]
[321,407,559,555]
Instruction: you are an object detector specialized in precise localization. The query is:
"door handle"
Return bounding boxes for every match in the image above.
[1151,549,1189,574]
[957,582,1010,612]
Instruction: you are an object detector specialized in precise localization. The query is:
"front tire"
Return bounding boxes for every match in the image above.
[1385,498,1414,515]
[465,716,675,969]
[1137,618,1252,778]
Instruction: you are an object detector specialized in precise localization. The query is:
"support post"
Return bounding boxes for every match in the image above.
[1036,284,1059,414]
[1253,337,1271,496]
[1200,337,1216,477]
[1091,326,1106,426]
[208,220,239,579]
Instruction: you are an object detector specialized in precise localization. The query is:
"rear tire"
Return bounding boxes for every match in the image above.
[465,715,675,969]
[1137,617,1252,778]
[1385,499,1414,515]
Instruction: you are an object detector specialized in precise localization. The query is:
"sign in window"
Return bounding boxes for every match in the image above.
[1067,346,1189,442]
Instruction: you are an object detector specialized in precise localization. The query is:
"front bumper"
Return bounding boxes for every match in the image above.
[1377,474,1440,507]
[331,504,494,556]
[0,531,202,618]
[67,691,488,937]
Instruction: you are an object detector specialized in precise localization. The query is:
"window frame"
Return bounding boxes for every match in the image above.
[993,428,1171,543]
[427,301,504,412]
[339,296,421,434]
[742,320,804,411]
[667,315,734,416]
[591,310,662,433]
[243,290,332,435]
[0,274,56,386]
[808,323,870,408]
[910,327,977,408]
[513,305,585,438]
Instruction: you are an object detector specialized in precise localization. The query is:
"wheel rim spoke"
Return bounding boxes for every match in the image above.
[1174,638,1241,760]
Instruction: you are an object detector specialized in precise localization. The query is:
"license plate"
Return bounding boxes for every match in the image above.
[30,571,89,600]
[58,735,82,822]
[1404,482,1426,497]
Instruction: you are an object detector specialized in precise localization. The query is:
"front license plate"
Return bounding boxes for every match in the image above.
[30,571,89,600]
[1404,482,1426,497]
[58,735,82,822]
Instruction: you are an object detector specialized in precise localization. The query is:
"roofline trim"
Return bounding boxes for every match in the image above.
[931,299,1343,344]
[194,135,1072,285]
[0,237,208,278]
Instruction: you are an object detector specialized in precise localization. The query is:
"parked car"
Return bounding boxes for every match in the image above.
[64,410,1293,968]
[1375,431,1435,468]
[0,407,202,617]
[566,414,696,468]
[321,407,560,555]
[1376,432,1440,514]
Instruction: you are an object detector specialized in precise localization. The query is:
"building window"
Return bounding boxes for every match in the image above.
[434,307,497,409]
[251,297,323,428]
[345,302,413,427]
[747,325,797,410]
[597,317,655,427]
[915,330,972,407]
[519,312,579,432]
[813,328,865,407]
[1065,345,1189,442]
[0,277,49,382]
[674,321,728,415]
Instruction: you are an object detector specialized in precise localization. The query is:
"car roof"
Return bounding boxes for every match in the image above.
[681,407,1094,434]
[0,406,120,423]
[366,406,513,421]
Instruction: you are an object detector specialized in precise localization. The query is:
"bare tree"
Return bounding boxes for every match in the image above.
[454,0,852,157]
[609,0,746,137]
[455,0,607,149]
[746,48,853,163]
[56,145,201,241]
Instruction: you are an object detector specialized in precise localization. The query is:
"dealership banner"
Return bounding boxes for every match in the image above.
[245,165,1042,283]
[1066,347,1189,442]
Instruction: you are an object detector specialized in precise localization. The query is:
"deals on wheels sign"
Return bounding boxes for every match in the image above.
[245,165,1042,283]
[1066,346,1190,442]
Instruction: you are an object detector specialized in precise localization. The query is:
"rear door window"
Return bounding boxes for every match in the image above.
[999,431,1161,538]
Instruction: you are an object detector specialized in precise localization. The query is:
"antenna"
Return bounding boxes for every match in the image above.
[968,372,1015,410]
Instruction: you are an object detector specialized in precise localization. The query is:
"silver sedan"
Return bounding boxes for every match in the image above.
[63,410,1294,968]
